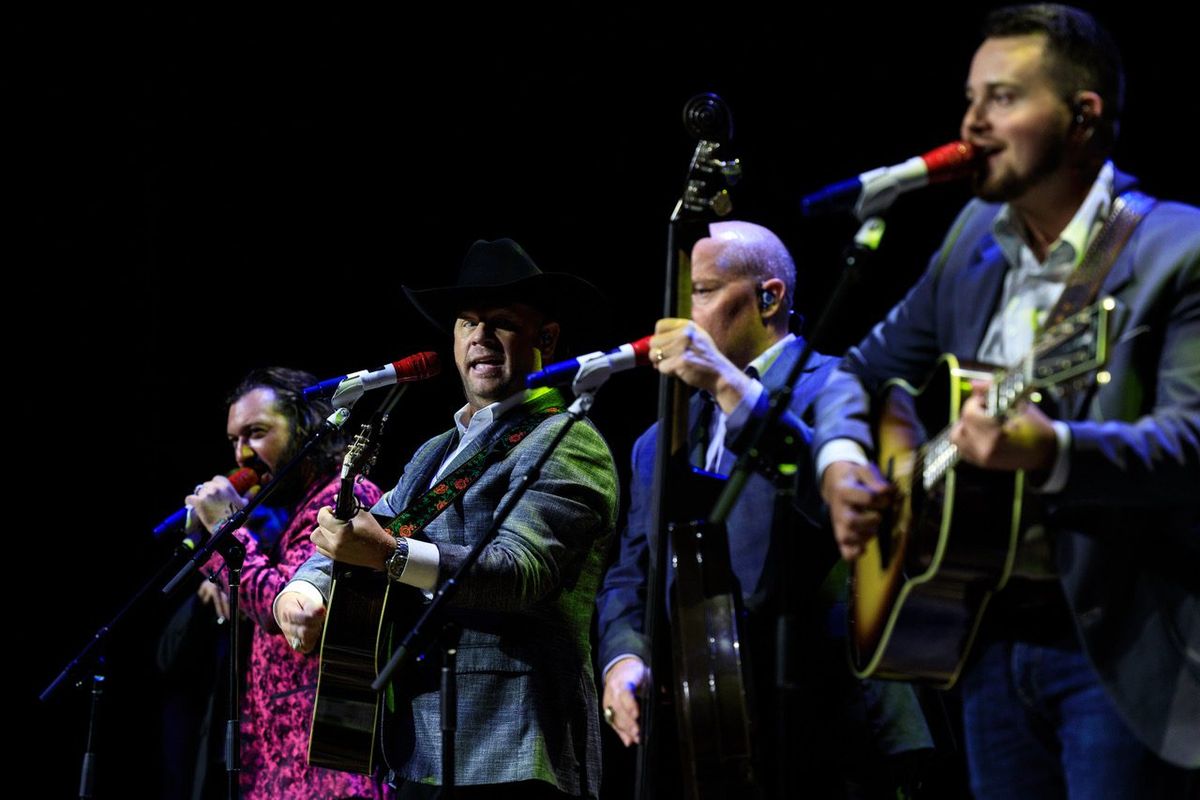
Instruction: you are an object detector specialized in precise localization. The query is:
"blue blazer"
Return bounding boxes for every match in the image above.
[293,389,618,796]
[814,171,1200,768]
[596,337,838,669]
[596,338,933,771]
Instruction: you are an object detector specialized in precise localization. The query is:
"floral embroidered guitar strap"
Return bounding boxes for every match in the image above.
[384,405,564,540]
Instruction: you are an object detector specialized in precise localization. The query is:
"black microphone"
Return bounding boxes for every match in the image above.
[153,467,260,540]
[303,351,441,408]
[801,141,978,220]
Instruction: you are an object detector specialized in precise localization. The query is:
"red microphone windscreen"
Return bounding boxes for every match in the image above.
[393,351,441,382]
[227,467,260,493]
[630,335,654,365]
[922,141,979,184]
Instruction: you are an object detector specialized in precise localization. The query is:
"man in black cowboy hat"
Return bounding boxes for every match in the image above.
[275,239,618,798]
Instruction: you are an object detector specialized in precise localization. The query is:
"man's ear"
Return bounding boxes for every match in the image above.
[1070,91,1103,141]
[537,322,561,362]
[759,277,787,324]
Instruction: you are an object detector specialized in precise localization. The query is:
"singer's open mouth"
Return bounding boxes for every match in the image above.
[469,356,505,376]
[970,141,1003,158]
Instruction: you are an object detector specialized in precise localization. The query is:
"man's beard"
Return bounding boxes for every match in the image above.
[972,134,1068,204]
[243,443,313,511]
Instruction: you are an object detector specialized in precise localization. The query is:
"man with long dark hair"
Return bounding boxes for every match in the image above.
[186,366,384,799]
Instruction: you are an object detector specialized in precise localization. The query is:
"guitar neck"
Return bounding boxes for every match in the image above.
[920,360,1032,491]
[334,474,359,520]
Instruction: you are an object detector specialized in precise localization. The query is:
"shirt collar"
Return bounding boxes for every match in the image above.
[747,333,795,379]
[992,160,1115,270]
[452,387,544,437]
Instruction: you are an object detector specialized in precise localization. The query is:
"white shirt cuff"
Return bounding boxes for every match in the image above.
[273,580,326,629]
[1031,420,1072,493]
[603,653,644,682]
[395,538,440,592]
[816,438,870,480]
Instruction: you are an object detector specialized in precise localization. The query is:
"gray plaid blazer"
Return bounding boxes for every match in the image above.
[291,389,617,795]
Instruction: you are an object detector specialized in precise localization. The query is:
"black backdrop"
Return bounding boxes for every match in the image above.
[18,3,1195,797]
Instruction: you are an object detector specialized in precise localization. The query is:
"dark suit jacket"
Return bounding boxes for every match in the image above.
[294,389,618,796]
[597,338,837,666]
[814,170,1200,768]
[597,337,933,786]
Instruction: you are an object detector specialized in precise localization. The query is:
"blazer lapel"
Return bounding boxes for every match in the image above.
[396,431,456,508]
[955,235,1009,359]
[758,337,826,407]
[422,388,568,487]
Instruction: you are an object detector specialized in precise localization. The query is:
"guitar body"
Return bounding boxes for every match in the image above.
[851,354,1023,687]
[849,299,1110,687]
[308,419,426,775]
[668,466,757,798]
[308,565,392,773]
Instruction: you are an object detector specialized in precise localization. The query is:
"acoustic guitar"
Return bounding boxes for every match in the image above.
[851,298,1112,687]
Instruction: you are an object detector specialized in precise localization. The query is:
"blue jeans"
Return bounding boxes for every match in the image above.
[961,640,1192,799]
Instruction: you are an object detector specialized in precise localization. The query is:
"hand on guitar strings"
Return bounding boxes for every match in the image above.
[274,590,326,655]
[311,506,396,571]
[602,656,649,747]
[951,381,1057,475]
[821,460,897,561]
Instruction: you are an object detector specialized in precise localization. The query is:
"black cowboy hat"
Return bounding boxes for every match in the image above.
[403,238,605,337]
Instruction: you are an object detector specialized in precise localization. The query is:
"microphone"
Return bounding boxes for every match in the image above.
[303,351,441,409]
[525,336,653,390]
[153,467,260,539]
[801,141,978,220]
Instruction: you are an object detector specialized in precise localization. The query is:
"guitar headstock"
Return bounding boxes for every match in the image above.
[988,297,1113,416]
[335,423,381,520]
[341,425,379,480]
[1028,296,1113,392]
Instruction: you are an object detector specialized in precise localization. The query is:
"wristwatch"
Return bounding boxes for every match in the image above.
[385,535,410,582]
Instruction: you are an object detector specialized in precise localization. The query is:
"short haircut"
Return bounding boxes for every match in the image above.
[983,4,1124,148]
[708,220,797,319]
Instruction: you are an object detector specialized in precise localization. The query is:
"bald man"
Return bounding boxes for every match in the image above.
[595,221,931,797]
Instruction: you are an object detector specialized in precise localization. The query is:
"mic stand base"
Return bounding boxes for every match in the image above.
[77,667,105,799]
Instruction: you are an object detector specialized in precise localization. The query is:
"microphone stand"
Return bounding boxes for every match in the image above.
[39,523,236,798]
[41,406,353,800]
[371,384,601,796]
[706,217,885,795]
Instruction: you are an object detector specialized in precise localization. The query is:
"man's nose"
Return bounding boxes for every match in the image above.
[963,100,988,136]
[468,321,496,344]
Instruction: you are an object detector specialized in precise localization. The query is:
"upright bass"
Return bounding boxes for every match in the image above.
[637,93,759,800]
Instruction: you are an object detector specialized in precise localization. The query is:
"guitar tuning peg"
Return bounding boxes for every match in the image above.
[718,158,742,184]
[709,189,733,217]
